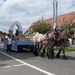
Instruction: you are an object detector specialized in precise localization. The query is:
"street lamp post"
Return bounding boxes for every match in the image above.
[53,0,58,29]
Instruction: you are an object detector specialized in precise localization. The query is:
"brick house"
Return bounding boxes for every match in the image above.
[26,11,75,33]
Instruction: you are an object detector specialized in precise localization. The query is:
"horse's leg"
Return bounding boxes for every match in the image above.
[57,47,68,59]
[46,47,48,56]
[33,45,36,55]
[62,48,68,60]
[51,48,54,56]
[48,47,54,56]
[47,47,53,59]
[33,45,37,56]
[36,48,39,56]
[56,48,61,58]
[38,43,42,52]
[40,46,45,58]
[40,48,45,58]
[33,45,39,56]
[47,48,50,59]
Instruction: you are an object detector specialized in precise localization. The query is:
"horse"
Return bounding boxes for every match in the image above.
[32,32,44,55]
[32,28,62,59]
[51,27,74,59]
[38,27,74,60]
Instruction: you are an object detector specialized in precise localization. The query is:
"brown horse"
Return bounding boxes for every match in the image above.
[39,27,74,60]
[52,27,74,59]
[32,28,62,59]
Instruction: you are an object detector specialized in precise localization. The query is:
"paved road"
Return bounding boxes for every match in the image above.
[0,42,75,75]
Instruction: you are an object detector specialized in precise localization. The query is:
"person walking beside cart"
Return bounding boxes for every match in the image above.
[7,35,12,53]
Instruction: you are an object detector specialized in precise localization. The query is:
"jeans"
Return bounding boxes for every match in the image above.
[7,44,11,53]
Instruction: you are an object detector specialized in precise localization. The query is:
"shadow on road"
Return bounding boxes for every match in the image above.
[0,64,8,67]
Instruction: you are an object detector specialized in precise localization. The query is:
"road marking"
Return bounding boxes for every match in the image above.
[0,51,55,75]
[0,64,25,69]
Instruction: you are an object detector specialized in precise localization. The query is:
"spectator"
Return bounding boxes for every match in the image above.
[7,35,12,53]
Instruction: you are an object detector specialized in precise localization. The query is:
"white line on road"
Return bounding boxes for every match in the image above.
[0,64,25,69]
[0,51,55,75]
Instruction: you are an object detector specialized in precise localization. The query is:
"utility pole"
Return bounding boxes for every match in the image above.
[53,0,58,29]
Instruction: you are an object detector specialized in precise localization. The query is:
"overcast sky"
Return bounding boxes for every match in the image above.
[0,0,75,34]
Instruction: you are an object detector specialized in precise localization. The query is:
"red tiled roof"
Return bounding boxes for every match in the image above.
[44,11,75,27]
[27,11,75,32]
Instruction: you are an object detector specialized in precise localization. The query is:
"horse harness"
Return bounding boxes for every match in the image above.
[46,31,55,46]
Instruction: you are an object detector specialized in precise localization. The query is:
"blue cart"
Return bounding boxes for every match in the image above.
[4,40,34,52]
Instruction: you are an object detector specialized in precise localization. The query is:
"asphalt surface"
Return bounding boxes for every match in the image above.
[0,42,75,75]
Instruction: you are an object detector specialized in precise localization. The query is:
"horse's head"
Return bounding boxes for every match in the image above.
[66,27,74,39]
[53,27,62,41]
[54,27,61,35]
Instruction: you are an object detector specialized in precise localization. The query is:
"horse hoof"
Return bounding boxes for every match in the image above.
[63,58,68,60]
[33,53,36,56]
[51,56,53,59]
[51,51,54,56]
[40,54,43,57]
[48,56,50,59]
[43,56,45,58]
[63,56,68,60]
[56,54,60,58]
[33,52,38,56]
[48,57,53,59]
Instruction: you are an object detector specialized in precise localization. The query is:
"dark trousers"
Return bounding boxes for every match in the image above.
[7,44,11,53]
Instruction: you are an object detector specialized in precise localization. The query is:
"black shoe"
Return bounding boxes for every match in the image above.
[7,50,8,52]
[10,51,11,53]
